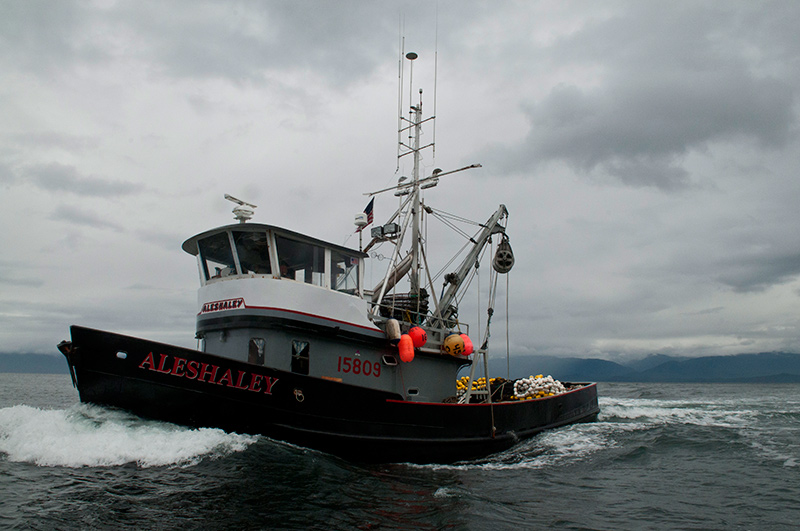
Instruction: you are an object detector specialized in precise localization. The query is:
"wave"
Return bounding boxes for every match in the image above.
[0,403,257,468]
[415,421,612,472]
[599,395,799,468]
[599,397,757,429]
[414,391,800,471]
[3,391,796,472]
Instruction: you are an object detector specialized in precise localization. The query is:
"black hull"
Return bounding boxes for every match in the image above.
[59,325,600,464]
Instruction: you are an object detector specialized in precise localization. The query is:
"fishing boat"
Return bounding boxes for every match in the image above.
[58,53,599,464]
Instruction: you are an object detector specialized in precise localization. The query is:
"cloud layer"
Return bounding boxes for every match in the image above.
[2,1,800,360]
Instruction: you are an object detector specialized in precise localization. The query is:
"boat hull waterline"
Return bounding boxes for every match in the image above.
[59,325,600,464]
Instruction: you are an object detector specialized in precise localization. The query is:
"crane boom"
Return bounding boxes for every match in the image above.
[432,204,508,326]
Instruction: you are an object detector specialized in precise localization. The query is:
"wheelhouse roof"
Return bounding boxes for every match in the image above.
[181,223,368,258]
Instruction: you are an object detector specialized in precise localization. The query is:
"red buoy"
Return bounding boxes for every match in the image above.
[408,326,427,348]
[460,334,474,356]
[398,334,415,362]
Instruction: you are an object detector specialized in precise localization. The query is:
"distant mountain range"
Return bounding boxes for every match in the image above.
[490,352,800,383]
[3,351,800,383]
[0,354,69,374]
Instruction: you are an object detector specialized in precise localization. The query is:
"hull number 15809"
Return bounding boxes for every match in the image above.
[337,356,381,378]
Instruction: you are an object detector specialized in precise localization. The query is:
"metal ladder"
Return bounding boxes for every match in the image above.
[460,348,492,404]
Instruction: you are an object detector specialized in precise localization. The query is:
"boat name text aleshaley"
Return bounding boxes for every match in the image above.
[138,352,278,394]
[200,298,245,314]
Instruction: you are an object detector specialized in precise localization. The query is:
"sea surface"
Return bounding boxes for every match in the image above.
[0,374,798,530]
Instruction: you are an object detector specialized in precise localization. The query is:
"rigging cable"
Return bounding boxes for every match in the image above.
[506,270,510,379]
[452,244,490,310]
[477,254,481,339]
[419,242,445,324]
[429,211,474,241]
[429,207,482,226]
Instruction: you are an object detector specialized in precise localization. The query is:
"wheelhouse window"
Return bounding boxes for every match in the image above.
[331,250,360,295]
[248,338,266,365]
[233,231,271,275]
[291,340,309,375]
[198,232,237,281]
[275,235,325,287]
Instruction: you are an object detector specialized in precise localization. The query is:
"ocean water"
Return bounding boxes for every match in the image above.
[1,374,798,530]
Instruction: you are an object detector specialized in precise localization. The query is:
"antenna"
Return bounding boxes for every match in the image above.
[407,51,417,125]
[397,18,405,171]
[433,4,439,158]
[224,194,257,223]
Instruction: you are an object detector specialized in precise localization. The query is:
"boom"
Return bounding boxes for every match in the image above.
[431,204,508,326]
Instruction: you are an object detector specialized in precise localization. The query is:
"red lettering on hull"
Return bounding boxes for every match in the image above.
[137,352,278,396]
[263,377,278,395]
[156,354,172,374]
[235,370,250,390]
[198,363,219,383]
[217,369,234,387]
[248,374,263,392]
[171,357,186,377]
[139,352,156,370]
[186,360,199,379]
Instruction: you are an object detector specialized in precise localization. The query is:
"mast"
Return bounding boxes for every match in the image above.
[410,89,422,294]
[366,51,485,323]
[399,51,429,297]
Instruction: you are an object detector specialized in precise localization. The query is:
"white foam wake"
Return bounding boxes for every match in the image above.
[0,403,257,468]
[599,397,755,428]
[415,422,611,472]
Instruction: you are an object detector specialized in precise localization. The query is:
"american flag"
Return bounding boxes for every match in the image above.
[357,198,374,232]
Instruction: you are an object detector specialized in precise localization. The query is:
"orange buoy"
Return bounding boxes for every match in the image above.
[442,334,465,357]
[408,326,427,348]
[460,333,474,356]
[398,334,415,362]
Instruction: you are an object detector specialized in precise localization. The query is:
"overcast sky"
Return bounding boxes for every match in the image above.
[2,0,799,361]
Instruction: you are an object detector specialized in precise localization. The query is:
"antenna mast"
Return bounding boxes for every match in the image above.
[366,50,482,318]
[396,22,405,170]
[397,52,432,295]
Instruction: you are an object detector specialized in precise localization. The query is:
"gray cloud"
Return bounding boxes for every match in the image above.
[26,163,144,197]
[486,2,797,190]
[0,0,400,85]
[683,307,725,316]
[0,1,109,72]
[0,0,500,90]
[0,161,15,185]
[10,132,98,152]
[132,1,395,83]
[0,277,44,288]
[50,204,124,232]
[3,1,800,358]
[0,260,44,288]
[718,252,800,293]
[135,229,184,252]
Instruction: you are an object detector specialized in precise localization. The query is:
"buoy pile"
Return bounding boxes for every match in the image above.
[512,374,567,400]
[389,322,428,363]
[455,376,502,397]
